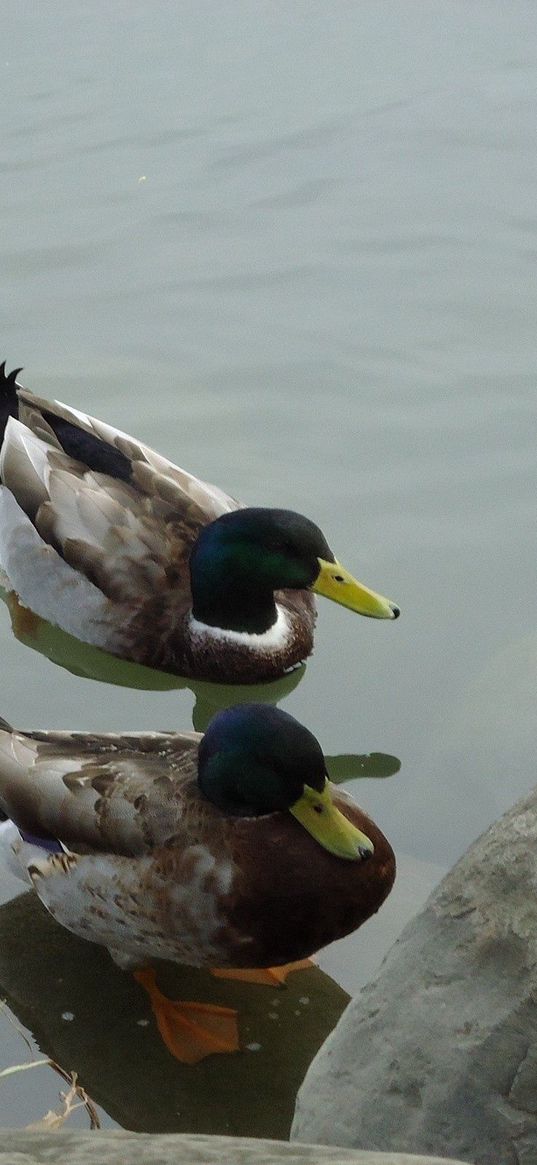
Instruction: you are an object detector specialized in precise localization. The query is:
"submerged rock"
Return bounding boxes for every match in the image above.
[292,784,537,1165]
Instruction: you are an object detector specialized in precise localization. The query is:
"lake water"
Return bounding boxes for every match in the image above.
[0,0,536,1135]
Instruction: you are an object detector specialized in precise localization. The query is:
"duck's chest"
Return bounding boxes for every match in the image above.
[180,594,317,682]
[217,814,396,969]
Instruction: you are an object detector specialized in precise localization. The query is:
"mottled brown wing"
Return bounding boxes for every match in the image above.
[0,727,221,857]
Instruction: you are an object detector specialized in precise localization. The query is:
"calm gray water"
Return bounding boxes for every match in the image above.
[0,0,536,1133]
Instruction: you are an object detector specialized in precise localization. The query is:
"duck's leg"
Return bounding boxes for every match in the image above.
[211,958,314,986]
[133,969,239,1064]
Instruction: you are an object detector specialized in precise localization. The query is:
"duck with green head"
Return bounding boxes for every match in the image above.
[0,703,395,1062]
[0,363,399,682]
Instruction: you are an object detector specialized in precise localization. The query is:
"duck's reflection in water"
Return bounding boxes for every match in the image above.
[0,892,350,1137]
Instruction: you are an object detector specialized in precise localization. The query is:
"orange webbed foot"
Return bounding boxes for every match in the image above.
[211,957,314,987]
[133,968,239,1064]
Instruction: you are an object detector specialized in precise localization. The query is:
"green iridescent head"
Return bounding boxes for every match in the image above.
[190,507,399,633]
[197,704,374,861]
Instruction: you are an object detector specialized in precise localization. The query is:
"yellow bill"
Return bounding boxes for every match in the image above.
[312,558,400,620]
[289,781,374,861]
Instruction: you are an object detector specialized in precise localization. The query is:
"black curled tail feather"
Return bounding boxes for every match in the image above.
[0,361,22,448]
[0,362,133,484]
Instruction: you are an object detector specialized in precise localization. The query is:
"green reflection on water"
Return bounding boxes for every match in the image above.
[0,585,306,728]
[327,752,400,784]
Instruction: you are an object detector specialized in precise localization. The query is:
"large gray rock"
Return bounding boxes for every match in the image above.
[0,1131,469,1164]
[292,784,537,1165]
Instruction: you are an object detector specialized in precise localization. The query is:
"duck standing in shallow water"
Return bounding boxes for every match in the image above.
[0,704,395,1062]
[0,364,399,683]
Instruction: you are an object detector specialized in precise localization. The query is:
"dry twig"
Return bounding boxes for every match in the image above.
[0,999,100,1129]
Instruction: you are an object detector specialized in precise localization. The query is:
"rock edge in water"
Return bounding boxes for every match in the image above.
[292,783,537,1165]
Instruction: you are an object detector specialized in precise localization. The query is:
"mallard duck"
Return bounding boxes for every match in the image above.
[0,363,399,683]
[0,704,395,1062]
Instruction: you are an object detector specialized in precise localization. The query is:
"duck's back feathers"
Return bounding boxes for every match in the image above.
[15,386,237,515]
[0,719,244,969]
[0,369,243,669]
[0,725,206,857]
